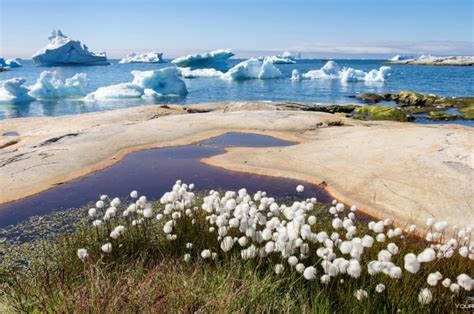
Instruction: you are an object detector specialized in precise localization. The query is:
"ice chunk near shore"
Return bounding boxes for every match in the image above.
[172,49,234,70]
[302,61,390,82]
[28,71,88,99]
[119,52,165,64]
[179,68,224,78]
[0,78,34,103]
[85,83,145,100]
[0,58,23,68]
[291,69,301,81]
[32,30,109,66]
[225,58,281,80]
[86,67,187,100]
[131,67,187,96]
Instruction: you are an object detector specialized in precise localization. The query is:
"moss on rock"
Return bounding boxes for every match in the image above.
[354,106,411,122]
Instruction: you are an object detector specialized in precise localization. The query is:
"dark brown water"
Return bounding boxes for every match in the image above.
[0,133,331,227]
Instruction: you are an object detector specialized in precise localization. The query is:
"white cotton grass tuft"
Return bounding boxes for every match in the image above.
[296,185,304,193]
[201,249,211,259]
[354,289,368,301]
[274,264,284,275]
[303,266,317,280]
[101,243,112,253]
[418,288,432,304]
[375,283,385,293]
[130,190,138,198]
[77,248,88,260]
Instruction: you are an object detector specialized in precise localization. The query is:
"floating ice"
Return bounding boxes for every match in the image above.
[172,49,234,71]
[179,68,224,78]
[86,67,187,100]
[0,58,22,68]
[263,56,296,64]
[32,30,109,66]
[86,83,145,100]
[281,51,301,59]
[28,71,88,99]
[0,78,34,103]
[131,67,187,96]
[388,55,413,62]
[224,58,282,80]
[301,61,390,83]
[119,52,165,64]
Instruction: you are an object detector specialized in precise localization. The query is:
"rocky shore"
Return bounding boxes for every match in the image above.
[1,101,472,231]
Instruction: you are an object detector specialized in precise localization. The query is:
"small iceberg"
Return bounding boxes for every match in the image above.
[281,51,301,59]
[172,49,234,70]
[32,30,109,66]
[86,67,187,100]
[388,55,413,62]
[119,52,165,64]
[0,78,34,103]
[262,56,296,64]
[301,61,390,83]
[28,71,88,99]
[0,58,23,68]
[224,58,282,80]
[179,68,224,78]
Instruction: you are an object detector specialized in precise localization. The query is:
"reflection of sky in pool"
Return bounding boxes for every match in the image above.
[0,133,331,227]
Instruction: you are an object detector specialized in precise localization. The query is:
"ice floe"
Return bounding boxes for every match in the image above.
[0,58,22,68]
[28,71,88,99]
[32,30,109,66]
[281,51,301,59]
[224,58,282,80]
[389,55,474,66]
[301,61,390,83]
[179,68,224,78]
[86,67,187,100]
[119,52,165,64]
[0,78,34,103]
[172,49,234,70]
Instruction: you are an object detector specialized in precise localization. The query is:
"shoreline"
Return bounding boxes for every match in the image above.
[1,101,473,231]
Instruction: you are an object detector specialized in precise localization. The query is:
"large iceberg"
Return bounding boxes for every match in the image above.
[119,52,165,64]
[172,49,234,70]
[301,61,390,83]
[224,58,282,80]
[28,71,88,99]
[86,67,187,100]
[0,58,22,68]
[32,30,109,66]
[0,78,34,103]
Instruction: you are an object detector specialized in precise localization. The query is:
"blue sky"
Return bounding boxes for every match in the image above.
[1,0,473,59]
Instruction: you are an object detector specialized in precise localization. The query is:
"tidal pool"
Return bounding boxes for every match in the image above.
[0,132,331,227]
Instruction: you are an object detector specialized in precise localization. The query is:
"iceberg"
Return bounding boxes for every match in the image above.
[389,55,474,66]
[85,83,145,100]
[119,52,165,64]
[0,78,34,103]
[28,71,88,99]
[172,49,234,70]
[281,51,301,59]
[179,68,224,78]
[301,61,390,83]
[0,58,22,68]
[32,30,109,66]
[291,69,301,81]
[86,67,187,100]
[131,67,187,96]
[224,58,281,80]
[388,55,412,62]
[262,56,296,64]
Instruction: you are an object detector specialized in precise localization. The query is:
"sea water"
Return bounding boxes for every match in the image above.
[0,59,472,120]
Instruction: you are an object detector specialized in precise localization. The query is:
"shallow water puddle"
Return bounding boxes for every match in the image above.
[0,132,331,227]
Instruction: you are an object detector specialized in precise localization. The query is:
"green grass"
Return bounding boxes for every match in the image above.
[0,194,472,313]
